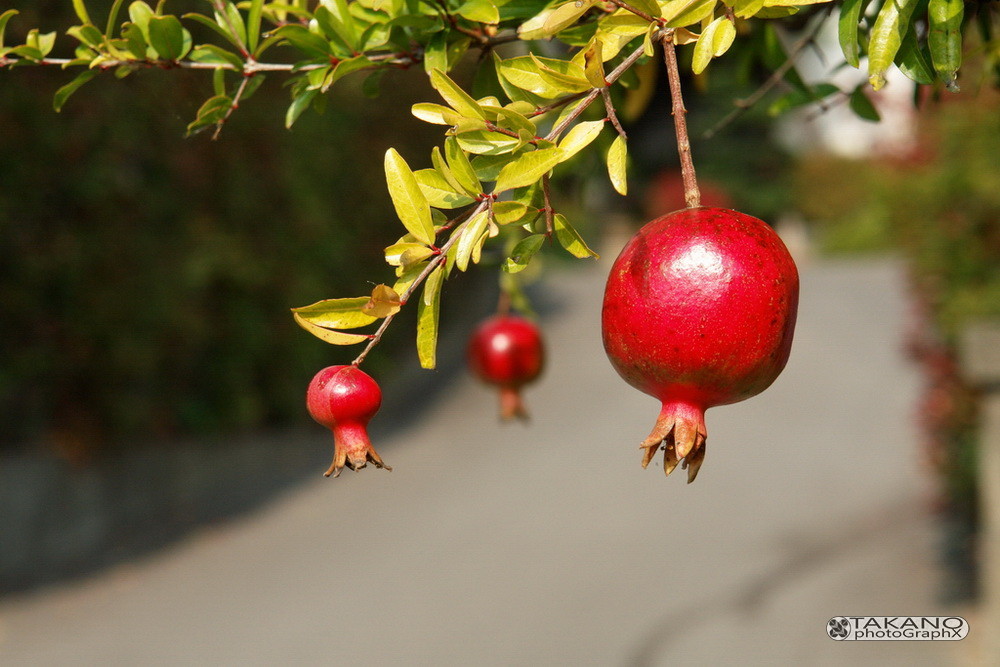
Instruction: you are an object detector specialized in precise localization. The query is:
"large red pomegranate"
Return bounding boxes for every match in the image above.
[468,315,545,420]
[602,207,798,482]
[306,365,391,477]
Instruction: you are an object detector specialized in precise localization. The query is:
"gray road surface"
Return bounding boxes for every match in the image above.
[0,251,961,665]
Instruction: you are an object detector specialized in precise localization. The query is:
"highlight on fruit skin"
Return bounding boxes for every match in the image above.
[601,207,799,482]
[467,314,545,421]
[306,364,391,477]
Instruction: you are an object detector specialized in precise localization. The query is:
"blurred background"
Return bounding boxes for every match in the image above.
[1,1,998,664]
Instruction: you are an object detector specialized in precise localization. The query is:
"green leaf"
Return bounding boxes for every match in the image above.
[456,131,523,156]
[541,1,596,36]
[314,0,358,51]
[471,153,514,182]
[766,82,840,115]
[422,31,448,75]
[444,137,482,196]
[147,15,187,60]
[213,1,247,48]
[868,0,920,90]
[494,147,565,192]
[607,135,627,195]
[72,0,92,25]
[413,168,476,208]
[186,94,232,135]
[385,149,436,246]
[429,69,486,120]
[246,0,263,52]
[492,201,529,225]
[558,119,605,160]
[0,10,19,50]
[455,209,490,272]
[733,0,766,18]
[456,0,500,24]
[530,54,591,93]
[270,24,331,58]
[190,44,244,68]
[838,0,872,68]
[848,85,880,121]
[661,0,718,28]
[293,312,371,345]
[285,88,318,128]
[412,102,462,126]
[183,12,242,50]
[66,24,104,50]
[292,297,378,329]
[503,234,545,273]
[896,24,935,85]
[416,266,444,369]
[53,69,98,112]
[692,16,736,74]
[498,55,588,98]
[554,214,599,259]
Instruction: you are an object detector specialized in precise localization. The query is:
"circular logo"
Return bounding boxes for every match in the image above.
[828,617,851,640]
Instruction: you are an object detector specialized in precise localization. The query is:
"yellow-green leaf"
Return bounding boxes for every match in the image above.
[292,297,377,329]
[692,16,736,74]
[445,136,482,196]
[416,266,444,368]
[293,312,371,345]
[413,168,475,209]
[492,201,529,225]
[455,209,490,272]
[494,147,565,192]
[607,135,627,195]
[558,120,605,160]
[412,102,462,125]
[583,39,607,88]
[542,1,597,36]
[554,214,599,259]
[661,0,717,28]
[429,68,485,119]
[385,148,436,246]
[868,0,920,90]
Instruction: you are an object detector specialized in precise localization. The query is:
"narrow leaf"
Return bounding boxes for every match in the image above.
[385,149,436,246]
[868,0,920,90]
[293,313,371,345]
[838,0,872,68]
[455,210,490,272]
[607,135,627,195]
[53,69,98,112]
[285,89,318,128]
[429,69,485,119]
[413,169,476,209]
[848,85,880,121]
[445,136,482,196]
[503,234,545,273]
[72,0,92,25]
[292,297,377,329]
[554,214,599,259]
[494,147,565,193]
[416,266,444,369]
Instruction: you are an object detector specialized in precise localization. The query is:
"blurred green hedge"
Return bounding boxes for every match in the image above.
[0,5,444,455]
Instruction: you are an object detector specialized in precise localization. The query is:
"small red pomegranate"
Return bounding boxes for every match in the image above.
[602,207,798,482]
[306,365,391,477]
[468,315,545,420]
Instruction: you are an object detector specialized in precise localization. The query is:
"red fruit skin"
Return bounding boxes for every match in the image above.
[602,207,799,481]
[468,315,545,420]
[306,365,390,477]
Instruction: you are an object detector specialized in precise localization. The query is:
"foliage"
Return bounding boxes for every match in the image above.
[2,0,997,370]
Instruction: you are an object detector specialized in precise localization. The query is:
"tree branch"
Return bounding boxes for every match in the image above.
[661,30,700,208]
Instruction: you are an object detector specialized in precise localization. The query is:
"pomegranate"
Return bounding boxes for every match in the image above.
[602,207,798,482]
[468,315,545,420]
[306,365,391,477]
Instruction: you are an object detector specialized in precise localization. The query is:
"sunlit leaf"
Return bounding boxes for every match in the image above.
[558,119,604,160]
[293,312,371,345]
[554,214,599,259]
[607,135,627,195]
[692,16,736,74]
[416,266,444,368]
[868,0,920,90]
[292,297,377,329]
[494,147,565,192]
[385,149,436,246]
[413,169,476,208]
[503,234,545,273]
[430,68,486,119]
[455,209,490,271]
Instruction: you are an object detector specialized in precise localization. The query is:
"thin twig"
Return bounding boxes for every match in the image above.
[601,88,627,139]
[351,200,489,366]
[212,73,252,140]
[661,30,700,208]
[702,10,831,140]
[542,174,554,238]
[607,0,662,25]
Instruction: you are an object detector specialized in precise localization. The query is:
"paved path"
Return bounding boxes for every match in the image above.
[0,250,960,665]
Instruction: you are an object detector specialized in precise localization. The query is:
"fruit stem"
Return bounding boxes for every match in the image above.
[661,30,701,209]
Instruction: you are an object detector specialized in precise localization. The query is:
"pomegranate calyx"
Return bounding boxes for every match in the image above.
[326,423,391,478]
[639,403,707,483]
[499,386,529,421]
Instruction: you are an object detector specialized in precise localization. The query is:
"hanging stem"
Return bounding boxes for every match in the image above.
[661,30,701,209]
